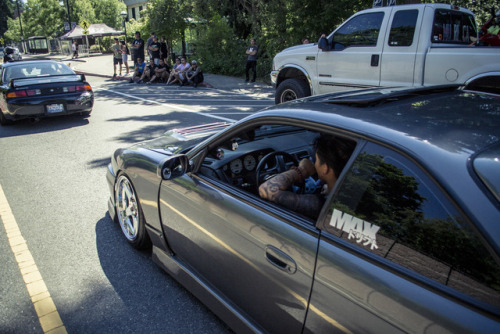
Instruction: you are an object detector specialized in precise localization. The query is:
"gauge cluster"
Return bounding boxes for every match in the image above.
[225,150,270,175]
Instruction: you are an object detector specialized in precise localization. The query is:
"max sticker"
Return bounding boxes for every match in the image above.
[328,209,380,250]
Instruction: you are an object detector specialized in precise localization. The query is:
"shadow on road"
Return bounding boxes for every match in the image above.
[93,213,232,333]
[0,114,90,138]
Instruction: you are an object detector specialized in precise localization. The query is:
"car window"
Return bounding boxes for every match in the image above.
[322,142,500,307]
[333,12,384,48]
[388,9,418,47]
[198,124,356,220]
[4,63,74,83]
[432,9,477,44]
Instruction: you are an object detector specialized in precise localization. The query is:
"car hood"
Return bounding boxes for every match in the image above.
[276,43,318,56]
[132,122,233,156]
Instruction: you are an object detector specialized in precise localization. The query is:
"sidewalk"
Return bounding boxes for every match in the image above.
[22,53,274,97]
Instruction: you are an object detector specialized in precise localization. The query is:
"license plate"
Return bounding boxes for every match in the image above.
[46,104,64,113]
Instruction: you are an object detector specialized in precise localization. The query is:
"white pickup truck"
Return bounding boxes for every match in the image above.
[271,3,500,103]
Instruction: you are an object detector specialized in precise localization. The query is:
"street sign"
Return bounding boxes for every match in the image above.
[64,22,70,31]
[83,30,89,35]
[80,20,90,31]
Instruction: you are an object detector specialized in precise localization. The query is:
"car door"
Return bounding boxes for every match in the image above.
[158,127,320,333]
[379,8,422,87]
[315,11,388,95]
[304,142,500,333]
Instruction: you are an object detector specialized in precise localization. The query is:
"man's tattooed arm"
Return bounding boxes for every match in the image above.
[259,169,322,218]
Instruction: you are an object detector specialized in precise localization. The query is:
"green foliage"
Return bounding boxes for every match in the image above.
[0,0,14,39]
[192,15,247,76]
[91,0,126,30]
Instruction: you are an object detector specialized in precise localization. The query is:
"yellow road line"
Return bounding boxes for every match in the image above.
[0,185,67,334]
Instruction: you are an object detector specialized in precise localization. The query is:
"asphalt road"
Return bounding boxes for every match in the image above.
[0,76,274,333]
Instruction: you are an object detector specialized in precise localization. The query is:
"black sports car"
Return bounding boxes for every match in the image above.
[107,85,500,333]
[0,60,93,125]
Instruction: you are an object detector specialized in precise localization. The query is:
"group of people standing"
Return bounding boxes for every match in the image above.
[118,31,203,87]
[110,31,259,86]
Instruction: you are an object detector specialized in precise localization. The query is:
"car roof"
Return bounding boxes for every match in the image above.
[254,86,500,248]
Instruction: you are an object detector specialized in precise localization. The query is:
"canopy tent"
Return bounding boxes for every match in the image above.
[60,23,124,39]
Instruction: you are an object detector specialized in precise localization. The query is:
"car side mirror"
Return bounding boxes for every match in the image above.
[157,154,191,180]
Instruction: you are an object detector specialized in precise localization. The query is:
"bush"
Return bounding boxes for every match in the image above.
[192,15,249,78]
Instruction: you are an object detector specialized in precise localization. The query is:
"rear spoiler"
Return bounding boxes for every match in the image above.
[10,73,86,88]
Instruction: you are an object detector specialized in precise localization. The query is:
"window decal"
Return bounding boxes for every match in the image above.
[329,209,380,250]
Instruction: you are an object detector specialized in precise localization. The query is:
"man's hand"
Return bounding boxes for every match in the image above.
[298,159,316,178]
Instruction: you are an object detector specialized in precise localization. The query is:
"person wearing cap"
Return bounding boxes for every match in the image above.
[111,38,123,78]
[131,31,145,66]
[184,60,204,88]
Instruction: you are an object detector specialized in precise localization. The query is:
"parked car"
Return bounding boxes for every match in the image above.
[107,85,500,333]
[0,60,93,125]
[11,47,22,61]
[271,3,500,103]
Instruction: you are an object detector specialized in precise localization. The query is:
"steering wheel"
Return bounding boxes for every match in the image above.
[255,151,298,186]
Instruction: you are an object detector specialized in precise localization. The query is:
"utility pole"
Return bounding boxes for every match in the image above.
[65,0,71,29]
[15,0,25,53]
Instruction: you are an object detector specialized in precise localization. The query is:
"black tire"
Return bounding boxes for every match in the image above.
[114,173,152,250]
[275,78,311,104]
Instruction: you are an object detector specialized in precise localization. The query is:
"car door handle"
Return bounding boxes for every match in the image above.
[265,245,297,274]
[371,54,380,67]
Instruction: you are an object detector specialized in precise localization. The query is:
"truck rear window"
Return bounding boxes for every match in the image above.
[432,9,477,44]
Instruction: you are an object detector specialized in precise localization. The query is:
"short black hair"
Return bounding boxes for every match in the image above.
[314,134,355,178]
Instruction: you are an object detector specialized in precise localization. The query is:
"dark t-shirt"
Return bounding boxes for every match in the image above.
[160,42,168,57]
[150,41,161,59]
[132,38,144,57]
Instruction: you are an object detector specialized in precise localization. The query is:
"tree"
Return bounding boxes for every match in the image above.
[13,0,65,38]
[0,0,14,40]
[91,0,126,30]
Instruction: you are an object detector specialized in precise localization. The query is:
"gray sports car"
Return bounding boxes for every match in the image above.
[107,85,500,333]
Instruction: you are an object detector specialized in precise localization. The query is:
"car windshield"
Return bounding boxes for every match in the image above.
[473,143,500,202]
[4,62,74,83]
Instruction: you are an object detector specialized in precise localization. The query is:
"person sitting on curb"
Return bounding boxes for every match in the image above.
[138,59,156,84]
[130,58,146,83]
[166,58,181,85]
[147,58,169,84]
[184,60,204,88]
[173,57,190,85]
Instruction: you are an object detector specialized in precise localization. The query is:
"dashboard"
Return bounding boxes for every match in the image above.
[199,129,317,194]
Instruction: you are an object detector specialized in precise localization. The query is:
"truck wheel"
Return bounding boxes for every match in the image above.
[275,78,311,104]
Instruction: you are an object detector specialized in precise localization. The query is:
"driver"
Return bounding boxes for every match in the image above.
[259,134,354,219]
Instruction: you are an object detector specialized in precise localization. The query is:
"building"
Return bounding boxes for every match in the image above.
[123,0,148,21]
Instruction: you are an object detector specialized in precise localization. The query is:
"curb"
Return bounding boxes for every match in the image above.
[75,70,215,88]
